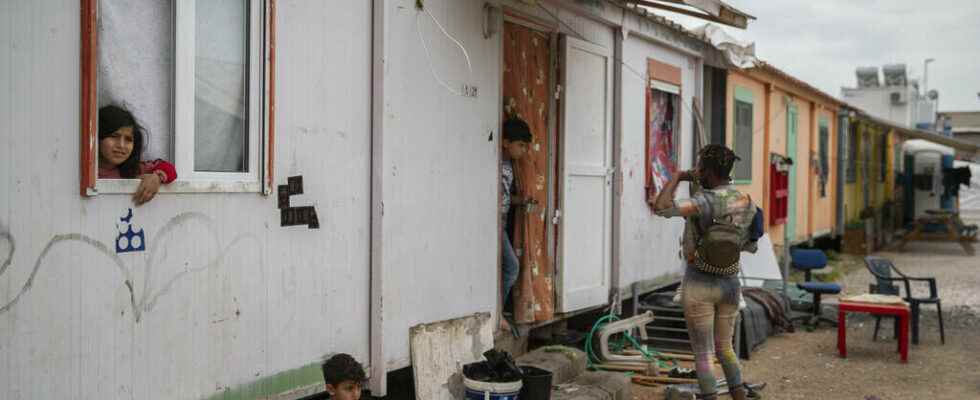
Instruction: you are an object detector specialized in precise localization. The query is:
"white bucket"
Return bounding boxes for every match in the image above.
[463,376,522,400]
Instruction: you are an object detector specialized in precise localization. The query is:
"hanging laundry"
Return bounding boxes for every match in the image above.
[942,167,973,198]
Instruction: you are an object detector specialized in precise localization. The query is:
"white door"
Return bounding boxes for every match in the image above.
[557,36,613,313]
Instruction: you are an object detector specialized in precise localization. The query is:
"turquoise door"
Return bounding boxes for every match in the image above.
[786,104,798,243]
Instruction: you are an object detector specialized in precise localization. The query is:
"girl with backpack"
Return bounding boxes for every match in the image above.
[653,145,759,400]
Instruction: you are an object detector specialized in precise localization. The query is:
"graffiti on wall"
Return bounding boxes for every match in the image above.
[0,213,262,321]
[279,175,319,229]
[116,208,146,253]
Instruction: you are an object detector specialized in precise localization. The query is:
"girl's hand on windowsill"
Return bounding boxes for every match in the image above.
[133,173,162,206]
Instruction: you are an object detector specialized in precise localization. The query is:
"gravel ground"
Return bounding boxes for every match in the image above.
[634,230,980,400]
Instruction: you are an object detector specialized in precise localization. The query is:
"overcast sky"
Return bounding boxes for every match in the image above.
[647,0,980,112]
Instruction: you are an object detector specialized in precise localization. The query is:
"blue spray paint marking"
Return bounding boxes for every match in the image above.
[116,208,146,253]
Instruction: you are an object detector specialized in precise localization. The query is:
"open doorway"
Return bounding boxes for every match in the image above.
[500,18,557,326]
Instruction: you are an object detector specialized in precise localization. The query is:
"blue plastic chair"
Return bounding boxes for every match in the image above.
[790,249,841,328]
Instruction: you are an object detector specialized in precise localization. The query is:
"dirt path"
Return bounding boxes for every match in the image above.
[738,319,980,400]
[634,239,980,400]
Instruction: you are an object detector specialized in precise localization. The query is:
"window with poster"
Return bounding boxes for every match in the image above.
[645,59,682,206]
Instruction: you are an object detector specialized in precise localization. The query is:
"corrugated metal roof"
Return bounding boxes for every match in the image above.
[855,111,979,154]
[611,0,717,45]
[939,111,980,128]
[746,61,847,108]
[621,0,755,29]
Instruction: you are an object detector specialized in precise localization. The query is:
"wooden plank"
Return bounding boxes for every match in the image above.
[410,313,494,400]
[632,375,698,385]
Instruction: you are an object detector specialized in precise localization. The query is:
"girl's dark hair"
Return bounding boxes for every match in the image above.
[698,144,740,180]
[322,353,367,386]
[503,117,533,143]
[98,105,145,178]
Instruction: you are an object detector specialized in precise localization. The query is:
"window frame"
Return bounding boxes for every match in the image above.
[644,58,683,204]
[645,84,682,201]
[79,0,277,196]
[732,85,754,184]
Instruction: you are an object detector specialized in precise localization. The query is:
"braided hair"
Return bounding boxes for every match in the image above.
[698,144,740,181]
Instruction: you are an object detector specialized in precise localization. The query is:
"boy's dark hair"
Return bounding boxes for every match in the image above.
[698,144,740,180]
[503,118,533,143]
[99,104,146,178]
[322,353,367,386]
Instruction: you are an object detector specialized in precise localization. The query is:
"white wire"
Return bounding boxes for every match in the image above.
[415,8,473,97]
[424,8,473,76]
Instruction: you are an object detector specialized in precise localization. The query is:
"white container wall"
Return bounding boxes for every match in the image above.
[617,34,700,291]
[1,1,373,399]
[372,0,502,374]
[1,0,715,398]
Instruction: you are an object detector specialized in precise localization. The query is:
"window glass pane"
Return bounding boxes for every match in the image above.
[98,0,174,162]
[733,101,753,181]
[195,0,248,172]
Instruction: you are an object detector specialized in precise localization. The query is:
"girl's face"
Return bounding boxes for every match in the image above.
[99,126,135,168]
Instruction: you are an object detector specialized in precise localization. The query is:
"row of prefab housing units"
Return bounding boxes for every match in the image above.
[1,1,978,399]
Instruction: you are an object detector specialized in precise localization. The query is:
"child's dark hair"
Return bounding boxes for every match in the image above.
[503,117,533,143]
[698,144,740,180]
[322,353,367,386]
[98,105,146,178]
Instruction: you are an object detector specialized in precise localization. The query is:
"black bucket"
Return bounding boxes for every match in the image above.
[519,366,553,400]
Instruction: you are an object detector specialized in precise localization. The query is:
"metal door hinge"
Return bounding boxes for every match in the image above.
[555,84,563,100]
[552,209,562,225]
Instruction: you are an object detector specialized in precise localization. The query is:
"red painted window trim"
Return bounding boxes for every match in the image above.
[79,0,277,196]
[265,0,276,194]
[80,0,98,196]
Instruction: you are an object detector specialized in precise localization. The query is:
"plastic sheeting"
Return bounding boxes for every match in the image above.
[738,234,782,288]
[689,23,758,69]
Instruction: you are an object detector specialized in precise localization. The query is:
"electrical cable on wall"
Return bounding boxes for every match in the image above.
[538,1,715,143]
[416,5,473,97]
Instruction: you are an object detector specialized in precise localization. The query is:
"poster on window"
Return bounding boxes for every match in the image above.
[646,88,680,205]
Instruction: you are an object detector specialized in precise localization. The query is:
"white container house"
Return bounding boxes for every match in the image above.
[0,1,735,398]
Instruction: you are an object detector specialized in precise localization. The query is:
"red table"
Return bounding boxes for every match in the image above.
[837,301,910,363]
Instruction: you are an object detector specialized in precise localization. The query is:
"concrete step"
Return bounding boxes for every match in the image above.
[552,371,631,400]
[515,346,632,400]
[515,346,587,385]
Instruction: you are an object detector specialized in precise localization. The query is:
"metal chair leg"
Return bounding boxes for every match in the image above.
[937,300,946,345]
[910,302,920,345]
[872,316,882,341]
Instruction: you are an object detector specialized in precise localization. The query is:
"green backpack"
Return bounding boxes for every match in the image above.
[693,192,749,276]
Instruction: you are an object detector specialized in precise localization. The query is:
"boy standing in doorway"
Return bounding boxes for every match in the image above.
[501,117,535,327]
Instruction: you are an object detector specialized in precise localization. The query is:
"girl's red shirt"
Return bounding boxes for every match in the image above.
[98,159,177,183]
